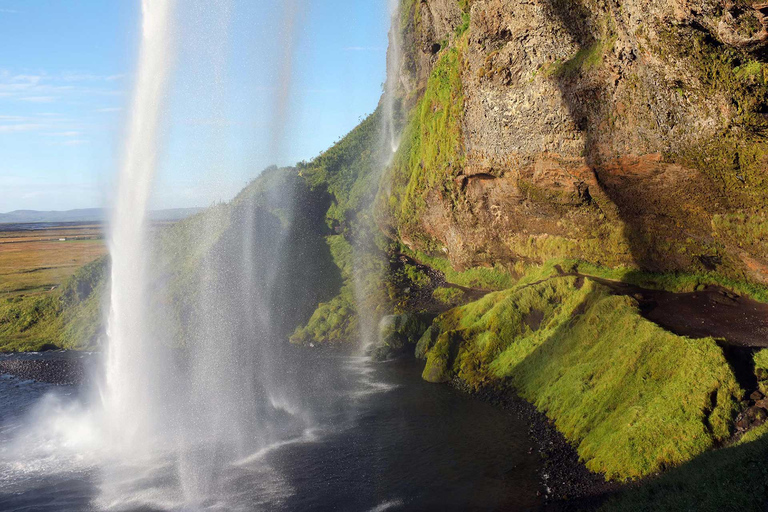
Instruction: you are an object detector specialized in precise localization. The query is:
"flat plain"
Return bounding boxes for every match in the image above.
[0,223,106,298]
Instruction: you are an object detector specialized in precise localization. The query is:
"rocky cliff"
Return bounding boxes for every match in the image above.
[381,0,768,284]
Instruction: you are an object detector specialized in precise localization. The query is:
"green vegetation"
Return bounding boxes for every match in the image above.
[290,235,359,345]
[601,433,768,511]
[300,110,384,232]
[382,40,465,246]
[289,106,393,345]
[421,269,741,480]
[400,246,515,290]
[546,38,613,79]
[0,256,109,352]
[572,260,768,303]
[432,286,466,307]
[754,349,768,395]
[660,28,768,202]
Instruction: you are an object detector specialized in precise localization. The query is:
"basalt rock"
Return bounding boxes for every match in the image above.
[381,0,768,283]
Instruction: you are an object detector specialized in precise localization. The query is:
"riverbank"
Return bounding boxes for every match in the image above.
[0,351,90,385]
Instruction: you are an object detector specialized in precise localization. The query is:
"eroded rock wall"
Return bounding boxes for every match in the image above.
[383,0,768,283]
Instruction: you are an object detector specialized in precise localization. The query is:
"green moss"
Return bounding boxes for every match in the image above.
[422,271,741,480]
[754,348,768,394]
[573,260,768,303]
[432,286,466,307]
[547,38,612,79]
[0,256,109,352]
[658,28,768,202]
[601,432,768,511]
[382,41,465,244]
[400,246,515,290]
[290,289,358,345]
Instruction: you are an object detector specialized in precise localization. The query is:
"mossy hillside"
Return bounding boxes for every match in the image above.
[754,348,768,395]
[380,40,466,249]
[290,235,359,345]
[572,259,768,303]
[660,27,768,209]
[421,272,741,480]
[300,109,384,233]
[289,107,394,345]
[601,431,768,511]
[0,256,109,352]
[399,245,515,290]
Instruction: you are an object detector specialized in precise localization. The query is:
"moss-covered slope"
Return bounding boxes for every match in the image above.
[419,266,741,480]
[0,255,108,352]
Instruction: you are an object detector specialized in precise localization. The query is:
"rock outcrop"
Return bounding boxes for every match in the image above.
[382,0,768,284]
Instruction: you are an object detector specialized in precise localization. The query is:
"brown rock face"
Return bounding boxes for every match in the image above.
[386,0,768,280]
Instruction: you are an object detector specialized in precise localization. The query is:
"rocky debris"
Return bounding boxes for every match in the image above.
[734,389,768,435]
[451,377,619,510]
[0,358,87,386]
[372,313,434,361]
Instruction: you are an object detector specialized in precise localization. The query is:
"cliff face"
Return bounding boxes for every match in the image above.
[383,0,768,284]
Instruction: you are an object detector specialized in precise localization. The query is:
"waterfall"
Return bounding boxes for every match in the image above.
[382,0,403,156]
[103,0,176,452]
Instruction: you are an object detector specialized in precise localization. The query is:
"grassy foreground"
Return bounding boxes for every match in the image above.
[418,266,742,481]
[0,256,108,352]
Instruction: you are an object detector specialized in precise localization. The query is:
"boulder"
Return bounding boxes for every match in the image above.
[372,313,433,360]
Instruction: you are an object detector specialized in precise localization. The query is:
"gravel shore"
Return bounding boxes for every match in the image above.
[0,354,89,385]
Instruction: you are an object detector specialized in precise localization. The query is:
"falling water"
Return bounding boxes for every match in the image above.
[103,0,176,452]
[382,0,403,156]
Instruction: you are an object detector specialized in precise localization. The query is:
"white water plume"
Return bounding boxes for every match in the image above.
[382,0,403,156]
[103,0,177,453]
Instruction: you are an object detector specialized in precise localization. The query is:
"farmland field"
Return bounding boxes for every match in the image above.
[0,223,106,298]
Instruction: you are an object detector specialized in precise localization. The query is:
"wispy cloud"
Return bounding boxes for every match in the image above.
[19,95,57,103]
[0,69,124,103]
[0,123,45,133]
[47,131,81,137]
[0,8,18,14]
[95,107,122,113]
[60,139,89,146]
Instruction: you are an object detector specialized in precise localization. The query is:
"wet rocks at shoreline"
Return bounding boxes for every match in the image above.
[450,376,620,510]
[0,356,88,386]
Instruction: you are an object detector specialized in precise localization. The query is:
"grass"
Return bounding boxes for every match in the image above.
[421,270,741,480]
[0,255,109,352]
[381,40,465,245]
[601,432,768,511]
[0,224,106,297]
[400,245,515,290]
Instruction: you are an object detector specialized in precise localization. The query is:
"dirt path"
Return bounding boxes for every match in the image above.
[587,276,768,349]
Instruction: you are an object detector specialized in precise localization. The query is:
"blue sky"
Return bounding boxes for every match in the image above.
[0,0,390,212]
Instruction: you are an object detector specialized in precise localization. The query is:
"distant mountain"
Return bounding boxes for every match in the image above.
[0,207,204,224]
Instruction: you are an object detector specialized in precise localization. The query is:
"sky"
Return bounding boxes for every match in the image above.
[0,0,390,212]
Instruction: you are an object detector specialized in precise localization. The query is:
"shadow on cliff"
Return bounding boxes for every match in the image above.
[538,0,717,274]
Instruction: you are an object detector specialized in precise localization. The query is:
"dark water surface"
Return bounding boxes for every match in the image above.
[0,352,543,511]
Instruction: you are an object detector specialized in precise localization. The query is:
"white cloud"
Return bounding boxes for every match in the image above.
[0,123,45,133]
[0,8,18,14]
[0,115,30,121]
[95,107,122,113]
[19,95,57,103]
[47,131,81,137]
[60,139,89,146]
